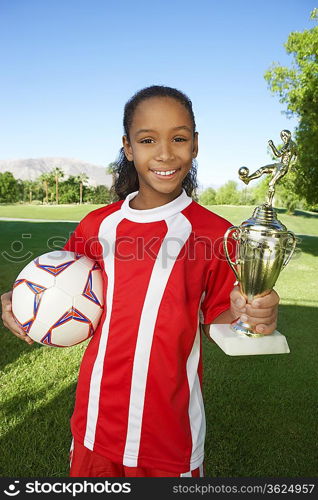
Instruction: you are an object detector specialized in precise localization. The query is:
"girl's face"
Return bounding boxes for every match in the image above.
[123,97,198,199]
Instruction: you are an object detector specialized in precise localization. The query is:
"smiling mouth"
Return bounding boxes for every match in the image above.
[150,168,180,178]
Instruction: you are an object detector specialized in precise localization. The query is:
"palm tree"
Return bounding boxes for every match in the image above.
[38,172,52,203]
[76,172,89,204]
[24,180,33,203]
[51,167,64,204]
[106,162,117,202]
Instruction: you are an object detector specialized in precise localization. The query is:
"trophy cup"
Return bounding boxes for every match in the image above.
[210,130,297,356]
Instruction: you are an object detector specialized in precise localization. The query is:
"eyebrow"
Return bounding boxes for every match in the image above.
[135,125,192,137]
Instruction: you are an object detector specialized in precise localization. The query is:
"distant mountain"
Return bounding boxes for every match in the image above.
[0,157,113,187]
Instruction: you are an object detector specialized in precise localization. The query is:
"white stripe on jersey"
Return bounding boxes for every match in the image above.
[180,463,204,477]
[180,470,192,477]
[84,210,124,449]
[123,213,192,466]
[187,324,206,470]
[199,464,204,477]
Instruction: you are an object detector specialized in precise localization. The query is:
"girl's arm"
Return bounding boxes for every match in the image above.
[201,308,234,338]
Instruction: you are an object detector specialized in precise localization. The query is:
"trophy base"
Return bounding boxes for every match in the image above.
[209,324,290,356]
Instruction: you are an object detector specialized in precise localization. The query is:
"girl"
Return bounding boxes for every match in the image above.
[1,85,279,477]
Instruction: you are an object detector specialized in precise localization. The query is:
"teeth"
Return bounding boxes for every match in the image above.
[153,170,177,176]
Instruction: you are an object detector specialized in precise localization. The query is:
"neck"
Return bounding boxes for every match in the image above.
[129,187,183,210]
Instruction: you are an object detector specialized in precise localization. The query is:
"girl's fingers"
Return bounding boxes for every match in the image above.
[246,303,278,318]
[240,313,277,325]
[251,290,280,308]
[4,320,30,341]
[1,296,34,344]
[10,328,34,344]
[254,321,277,335]
[3,313,25,336]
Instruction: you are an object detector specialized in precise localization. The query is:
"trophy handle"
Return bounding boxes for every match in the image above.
[282,231,297,268]
[223,226,240,282]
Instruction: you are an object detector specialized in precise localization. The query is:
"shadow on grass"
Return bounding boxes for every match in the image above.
[294,209,318,219]
[0,329,43,371]
[296,234,318,257]
[0,383,77,477]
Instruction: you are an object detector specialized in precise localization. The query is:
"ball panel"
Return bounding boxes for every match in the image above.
[49,318,92,347]
[35,287,73,327]
[36,250,77,265]
[89,268,104,307]
[35,250,79,277]
[90,306,105,329]
[15,261,55,289]
[28,317,51,343]
[12,281,42,324]
[73,294,103,327]
[55,260,91,296]
[77,255,97,270]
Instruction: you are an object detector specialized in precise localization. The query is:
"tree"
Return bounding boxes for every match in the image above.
[76,172,89,204]
[249,177,270,205]
[106,162,118,202]
[264,9,318,207]
[215,180,240,205]
[51,167,65,204]
[90,185,111,204]
[23,180,34,203]
[198,187,216,206]
[0,172,19,203]
[38,172,54,203]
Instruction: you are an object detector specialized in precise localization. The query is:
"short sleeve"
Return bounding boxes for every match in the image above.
[200,234,237,325]
[63,221,86,254]
[63,217,103,262]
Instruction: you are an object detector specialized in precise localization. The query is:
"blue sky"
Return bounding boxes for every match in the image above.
[0,0,315,189]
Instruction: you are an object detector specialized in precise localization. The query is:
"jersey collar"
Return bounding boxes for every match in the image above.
[121,189,193,223]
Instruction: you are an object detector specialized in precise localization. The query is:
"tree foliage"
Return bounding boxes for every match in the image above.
[264,10,318,207]
[0,169,111,205]
[0,172,20,202]
[215,181,240,205]
[198,187,216,205]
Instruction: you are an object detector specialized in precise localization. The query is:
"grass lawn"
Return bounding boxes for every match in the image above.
[0,205,317,477]
[0,203,104,221]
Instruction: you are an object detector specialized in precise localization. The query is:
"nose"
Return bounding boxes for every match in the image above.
[154,141,175,162]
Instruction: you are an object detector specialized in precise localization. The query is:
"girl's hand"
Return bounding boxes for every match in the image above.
[230,285,279,335]
[1,290,34,345]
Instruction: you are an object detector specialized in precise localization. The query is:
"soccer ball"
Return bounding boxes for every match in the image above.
[11,251,104,347]
[238,166,249,178]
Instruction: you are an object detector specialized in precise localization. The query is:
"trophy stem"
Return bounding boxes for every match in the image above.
[231,318,264,338]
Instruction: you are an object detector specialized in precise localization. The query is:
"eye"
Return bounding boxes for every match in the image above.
[174,137,187,142]
[140,138,154,144]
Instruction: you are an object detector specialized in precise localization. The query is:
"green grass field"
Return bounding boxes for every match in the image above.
[0,203,105,221]
[0,204,317,477]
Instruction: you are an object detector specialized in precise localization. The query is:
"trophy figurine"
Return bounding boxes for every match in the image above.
[210,130,297,356]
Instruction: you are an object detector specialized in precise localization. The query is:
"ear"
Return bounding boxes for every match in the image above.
[122,135,133,162]
[192,132,199,158]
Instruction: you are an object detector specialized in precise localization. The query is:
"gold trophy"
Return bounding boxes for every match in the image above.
[210,130,297,356]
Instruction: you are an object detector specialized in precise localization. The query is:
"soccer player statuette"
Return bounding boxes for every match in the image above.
[212,131,297,355]
[238,129,297,206]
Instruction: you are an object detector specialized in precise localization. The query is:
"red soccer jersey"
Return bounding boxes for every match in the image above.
[64,189,235,473]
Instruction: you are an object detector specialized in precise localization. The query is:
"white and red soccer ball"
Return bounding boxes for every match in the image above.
[11,251,104,347]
